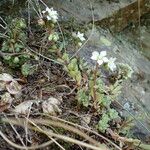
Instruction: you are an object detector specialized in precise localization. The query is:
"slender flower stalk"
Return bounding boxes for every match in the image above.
[91,51,117,109]
[93,62,99,109]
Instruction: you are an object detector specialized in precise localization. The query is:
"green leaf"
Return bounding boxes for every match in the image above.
[101,96,111,107]
[77,88,89,107]
[75,72,82,84]
[108,109,119,120]
[3,55,11,60]
[100,36,111,46]
[62,53,69,62]
[98,114,110,132]
[70,70,76,78]
[57,58,64,63]
[13,57,19,64]
[21,63,34,76]
[68,58,78,71]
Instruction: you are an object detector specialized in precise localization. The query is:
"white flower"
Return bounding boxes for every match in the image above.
[76,32,86,41]
[42,7,58,22]
[72,31,86,42]
[107,57,116,71]
[91,51,108,65]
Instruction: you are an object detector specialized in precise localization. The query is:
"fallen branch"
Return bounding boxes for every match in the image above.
[107,128,150,150]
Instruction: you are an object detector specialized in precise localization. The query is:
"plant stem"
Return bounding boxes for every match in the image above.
[93,63,99,109]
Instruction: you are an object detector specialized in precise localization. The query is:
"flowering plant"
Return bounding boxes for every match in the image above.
[91,51,116,71]
[42,7,58,23]
[72,31,86,46]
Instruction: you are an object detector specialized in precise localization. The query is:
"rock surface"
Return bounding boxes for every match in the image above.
[76,25,150,140]
[45,0,150,31]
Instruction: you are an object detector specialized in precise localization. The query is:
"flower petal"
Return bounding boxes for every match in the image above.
[100,51,107,57]
[91,51,99,60]
[76,32,85,41]
[43,7,58,22]
[46,7,51,12]
[47,16,51,20]
[108,63,116,71]
[103,57,109,63]
[97,59,103,65]
[109,57,116,62]
[42,10,46,14]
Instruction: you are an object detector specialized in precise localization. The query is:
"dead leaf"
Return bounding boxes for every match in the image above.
[14,101,33,114]
[42,97,62,116]
[0,104,11,113]
[82,115,91,125]
[0,73,22,95]
[0,73,14,82]
[0,82,5,91]
[6,80,22,95]
[0,92,13,105]
[0,92,13,112]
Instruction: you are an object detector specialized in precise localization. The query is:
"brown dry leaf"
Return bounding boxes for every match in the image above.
[6,80,22,95]
[0,73,22,95]
[0,92,13,112]
[14,100,33,115]
[0,82,5,91]
[42,97,62,116]
[82,114,92,125]
[0,92,13,105]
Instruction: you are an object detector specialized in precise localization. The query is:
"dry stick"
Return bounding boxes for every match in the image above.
[27,46,62,65]
[44,130,66,150]
[137,0,142,50]
[27,119,107,150]
[0,16,7,29]
[0,16,7,26]
[0,24,6,30]
[1,118,106,150]
[40,114,121,150]
[26,117,101,147]
[3,114,26,146]
[107,128,150,150]
[0,33,9,39]
[47,135,66,150]
[2,117,108,150]
[56,21,67,53]
[0,130,55,150]
[3,116,63,150]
